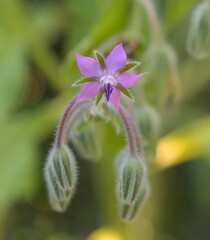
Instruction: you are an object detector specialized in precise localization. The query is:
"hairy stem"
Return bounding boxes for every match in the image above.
[128,102,143,158]
[55,97,78,148]
[119,107,137,156]
[64,103,92,143]
[129,114,142,158]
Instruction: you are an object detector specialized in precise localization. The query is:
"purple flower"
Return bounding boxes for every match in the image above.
[74,43,148,111]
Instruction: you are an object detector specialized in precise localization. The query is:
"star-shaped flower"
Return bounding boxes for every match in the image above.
[74,43,148,110]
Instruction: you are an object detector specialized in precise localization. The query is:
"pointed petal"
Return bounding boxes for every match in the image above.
[109,87,121,111]
[76,53,103,78]
[105,43,127,75]
[117,72,149,88]
[76,81,101,102]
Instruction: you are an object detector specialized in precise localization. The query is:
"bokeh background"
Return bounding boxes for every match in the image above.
[0,0,210,239]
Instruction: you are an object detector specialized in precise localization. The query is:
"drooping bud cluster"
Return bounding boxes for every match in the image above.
[186,2,210,59]
[44,43,151,222]
[44,145,77,212]
[113,106,151,221]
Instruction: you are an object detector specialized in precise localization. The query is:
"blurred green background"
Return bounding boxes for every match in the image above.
[0,0,210,239]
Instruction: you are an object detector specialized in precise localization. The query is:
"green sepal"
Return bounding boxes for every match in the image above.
[95,90,104,106]
[72,77,96,86]
[120,158,144,203]
[94,50,105,66]
[119,180,150,221]
[118,84,134,101]
[120,62,140,73]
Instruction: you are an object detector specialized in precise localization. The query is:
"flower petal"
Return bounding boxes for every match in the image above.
[76,81,101,102]
[109,87,121,111]
[105,43,127,75]
[76,53,103,78]
[117,72,149,88]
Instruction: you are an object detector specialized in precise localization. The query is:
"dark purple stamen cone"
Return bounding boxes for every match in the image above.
[103,83,113,101]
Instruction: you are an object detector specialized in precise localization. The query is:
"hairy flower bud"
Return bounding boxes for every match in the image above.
[143,44,178,106]
[136,106,161,161]
[117,156,145,204]
[70,127,102,162]
[115,147,129,170]
[120,180,150,222]
[187,2,210,59]
[44,145,77,212]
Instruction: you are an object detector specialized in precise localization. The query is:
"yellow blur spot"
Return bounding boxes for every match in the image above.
[87,228,123,240]
[156,135,199,168]
[156,116,210,168]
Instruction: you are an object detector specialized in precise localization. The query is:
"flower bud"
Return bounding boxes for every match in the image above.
[143,44,178,106]
[117,156,145,204]
[136,106,161,161]
[44,145,77,212]
[186,2,210,59]
[119,180,150,222]
[70,127,102,162]
[115,147,129,170]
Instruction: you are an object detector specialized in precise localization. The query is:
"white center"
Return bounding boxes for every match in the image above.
[100,75,117,86]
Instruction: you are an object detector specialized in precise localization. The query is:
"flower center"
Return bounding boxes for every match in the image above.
[100,75,117,101]
[100,75,117,86]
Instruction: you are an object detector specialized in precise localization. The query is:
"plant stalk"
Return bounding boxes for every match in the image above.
[64,103,92,143]
[55,97,77,148]
[140,0,164,45]
[119,106,137,156]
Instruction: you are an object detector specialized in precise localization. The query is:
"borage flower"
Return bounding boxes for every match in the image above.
[74,43,148,110]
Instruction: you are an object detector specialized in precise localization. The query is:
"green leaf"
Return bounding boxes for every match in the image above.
[120,62,140,73]
[118,85,134,101]
[73,77,96,86]
[0,118,38,222]
[95,90,104,106]
[94,50,105,66]
[0,37,26,118]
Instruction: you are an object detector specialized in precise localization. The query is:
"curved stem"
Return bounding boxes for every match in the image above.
[140,0,164,45]
[55,96,78,148]
[64,103,92,143]
[119,107,136,156]
[128,102,143,158]
[129,114,142,158]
